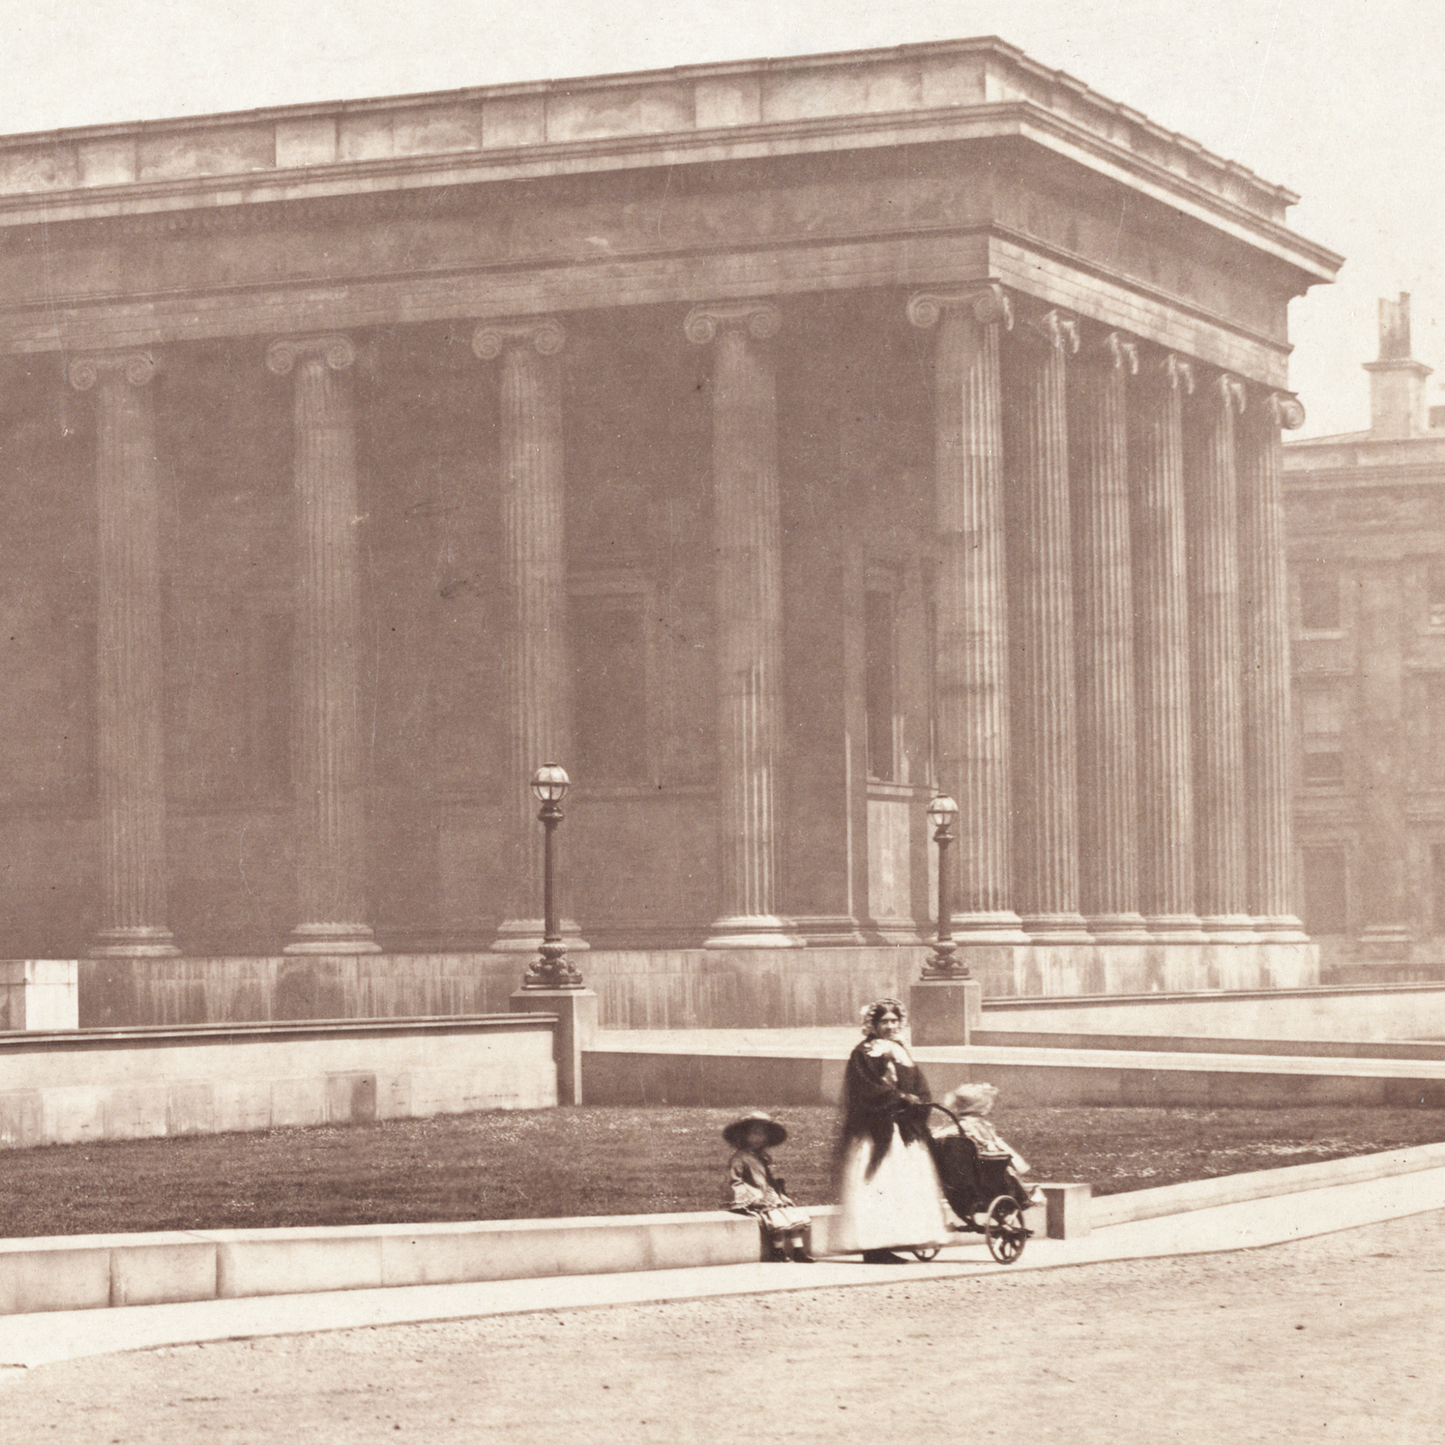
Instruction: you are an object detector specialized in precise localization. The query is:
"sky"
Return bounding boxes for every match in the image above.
[4,0,1442,438]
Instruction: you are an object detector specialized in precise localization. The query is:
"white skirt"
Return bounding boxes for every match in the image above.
[833,1125,951,1254]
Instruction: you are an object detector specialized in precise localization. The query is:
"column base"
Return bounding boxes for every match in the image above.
[1021,914,1092,945]
[89,927,180,959]
[1199,914,1260,943]
[1143,915,1210,943]
[1251,915,1309,943]
[952,912,1031,944]
[283,922,382,955]
[703,916,799,949]
[1084,913,1150,944]
[491,917,590,952]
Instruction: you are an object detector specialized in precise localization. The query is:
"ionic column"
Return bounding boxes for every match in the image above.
[69,351,179,958]
[1128,355,1204,937]
[1004,310,1089,942]
[1068,333,1147,940]
[1238,393,1309,940]
[1187,373,1253,938]
[471,317,583,951]
[266,335,379,954]
[685,301,795,948]
[907,284,1026,942]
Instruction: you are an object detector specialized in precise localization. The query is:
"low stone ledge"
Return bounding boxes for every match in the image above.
[1090,1140,1445,1229]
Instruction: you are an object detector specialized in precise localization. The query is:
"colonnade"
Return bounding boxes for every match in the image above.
[910,286,1307,944]
[63,281,1305,958]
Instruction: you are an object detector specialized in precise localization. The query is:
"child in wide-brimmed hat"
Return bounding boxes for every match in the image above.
[722,1112,814,1262]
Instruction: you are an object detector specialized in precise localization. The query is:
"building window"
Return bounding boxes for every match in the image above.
[1299,564,1342,631]
[1301,846,1348,935]
[865,583,898,782]
[1428,561,1445,629]
[1299,683,1344,787]
[569,583,649,785]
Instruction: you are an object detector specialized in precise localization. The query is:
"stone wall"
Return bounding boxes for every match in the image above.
[0,1016,555,1150]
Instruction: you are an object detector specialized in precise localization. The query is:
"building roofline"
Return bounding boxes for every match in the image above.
[0,36,1322,234]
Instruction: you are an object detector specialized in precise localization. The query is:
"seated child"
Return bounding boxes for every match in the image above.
[937,1083,1044,1208]
[722,1111,815,1262]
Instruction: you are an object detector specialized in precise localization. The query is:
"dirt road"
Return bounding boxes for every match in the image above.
[6,1211,1443,1444]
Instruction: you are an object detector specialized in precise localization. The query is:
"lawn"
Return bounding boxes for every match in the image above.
[4,1103,1445,1239]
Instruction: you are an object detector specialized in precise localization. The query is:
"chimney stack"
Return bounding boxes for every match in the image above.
[1364,293,1432,438]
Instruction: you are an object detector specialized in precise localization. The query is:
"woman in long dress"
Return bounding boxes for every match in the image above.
[833,997,951,1263]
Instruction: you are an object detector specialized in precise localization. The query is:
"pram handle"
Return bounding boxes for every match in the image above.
[923,1102,964,1133]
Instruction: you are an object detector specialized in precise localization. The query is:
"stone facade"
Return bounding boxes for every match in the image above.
[1285,294,1445,981]
[0,39,1337,1016]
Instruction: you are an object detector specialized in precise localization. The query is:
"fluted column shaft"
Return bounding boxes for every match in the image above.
[1005,311,1088,941]
[70,352,178,958]
[1188,374,1252,935]
[686,302,794,948]
[471,318,578,949]
[908,286,1026,941]
[1069,334,1147,939]
[1238,393,1308,938]
[266,335,378,954]
[1128,356,1203,935]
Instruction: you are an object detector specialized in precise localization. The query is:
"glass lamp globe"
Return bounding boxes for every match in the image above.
[926,793,959,830]
[530,762,571,805]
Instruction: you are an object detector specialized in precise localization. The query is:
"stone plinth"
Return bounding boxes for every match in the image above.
[909,978,983,1047]
[509,987,599,1106]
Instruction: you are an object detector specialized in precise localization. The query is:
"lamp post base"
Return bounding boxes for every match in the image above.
[909,977,982,1047]
[509,987,599,1106]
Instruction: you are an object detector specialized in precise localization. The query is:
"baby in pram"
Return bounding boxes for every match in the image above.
[930,1082,1043,1222]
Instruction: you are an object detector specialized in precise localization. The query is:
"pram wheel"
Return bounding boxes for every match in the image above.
[910,1246,941,1262]
[984,1195,1028,1265]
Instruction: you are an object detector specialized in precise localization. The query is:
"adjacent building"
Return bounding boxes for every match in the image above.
[1286,294,1445,978]
[0,39,1339,1026]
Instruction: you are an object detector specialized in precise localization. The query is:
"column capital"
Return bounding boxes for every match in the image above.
[68,351,156,391]
[1101,332,1140,374]
[1267,391,1307,430]
[1213,372,1248,414]
[906,283,1013,331]
[1162,353,1196,395]
[471,316,566,359]
[683,300,780,346]
[1020,308,1080,355]
[265,335,356,376]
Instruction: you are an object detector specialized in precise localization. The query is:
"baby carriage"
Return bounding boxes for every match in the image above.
[919,1103,1034,1264]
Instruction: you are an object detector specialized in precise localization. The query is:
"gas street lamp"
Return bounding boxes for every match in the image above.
[922,792,968,979]
[522,762,584,989]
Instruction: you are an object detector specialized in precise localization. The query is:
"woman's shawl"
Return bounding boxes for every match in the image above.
[840,1038,933,1178]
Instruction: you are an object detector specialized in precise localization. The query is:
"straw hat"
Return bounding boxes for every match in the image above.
[722,1111,788,1149]
[941,1083,999,1117]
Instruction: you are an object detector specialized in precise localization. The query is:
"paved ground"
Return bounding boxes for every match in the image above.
[5,1207,1443,1444]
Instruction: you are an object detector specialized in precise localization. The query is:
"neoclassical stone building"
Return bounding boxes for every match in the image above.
[0,39,1339,1026]
[1286,295,1445,980]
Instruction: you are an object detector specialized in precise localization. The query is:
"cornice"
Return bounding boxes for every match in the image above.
[0,37,1299,212]
[0,69,1339,286]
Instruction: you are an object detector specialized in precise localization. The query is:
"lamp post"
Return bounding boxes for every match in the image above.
[923,792,968,979]
[522,762,584,989]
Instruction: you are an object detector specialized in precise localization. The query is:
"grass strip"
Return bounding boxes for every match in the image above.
[3,1104,1444,1238]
